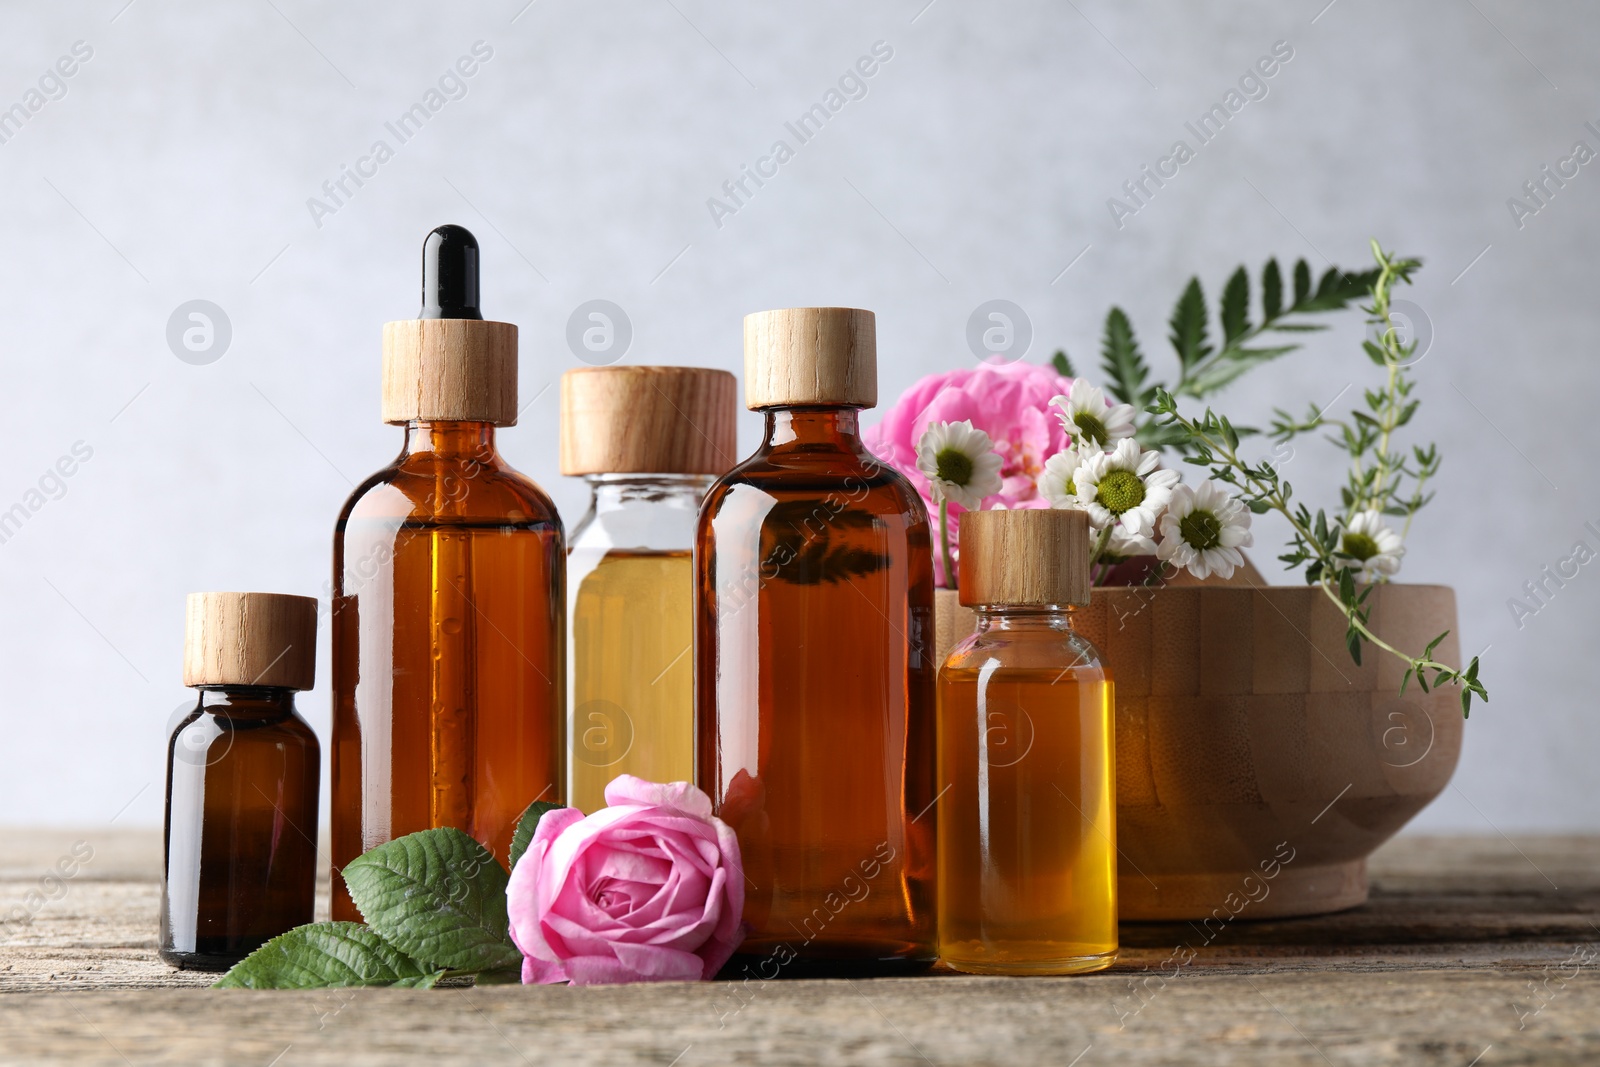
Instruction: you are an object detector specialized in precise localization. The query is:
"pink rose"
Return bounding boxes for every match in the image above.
[506,776,745,985]
[864,361,1077,583]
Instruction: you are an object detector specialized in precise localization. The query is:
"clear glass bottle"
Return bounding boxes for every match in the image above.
[937,508,1117,975]
[697,308,937,977]
[330,226,564,920]
[563,366,736,813]
[162,593,320,970]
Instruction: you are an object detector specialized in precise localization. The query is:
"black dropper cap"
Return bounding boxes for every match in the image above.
[420,224,483,320]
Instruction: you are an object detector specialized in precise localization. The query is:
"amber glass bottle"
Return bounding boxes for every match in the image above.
[162,593,320,970]
[697,307,937,976]
[331,226,563,920]
[562,366,737,813]
[937,508,1117,975]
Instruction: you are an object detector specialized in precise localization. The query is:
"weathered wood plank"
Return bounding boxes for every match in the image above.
[1,832,1597,1064]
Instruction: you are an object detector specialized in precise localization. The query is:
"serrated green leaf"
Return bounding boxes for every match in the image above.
[1051,349,1075,377]
[1183,346,1300,395]
[1315,267,1343,299]
[1220,266,1250,343]
[1293,259,1311,304]
[1098,307,1151,409]
[213,922,443,990]
[342,828,522,973]
[510,800,565,870]
[1262,259,1283,320]
[1168,278,1212,371]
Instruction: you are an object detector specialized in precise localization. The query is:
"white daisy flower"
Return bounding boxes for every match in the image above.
[1049,379,1137,449]
[1157,480,1254,580]
[1338,509,1405,583]
[916,420,1004,511]
[1038,446,1089,509]
[1103,527,1158,562]
[1072,438,1179,537]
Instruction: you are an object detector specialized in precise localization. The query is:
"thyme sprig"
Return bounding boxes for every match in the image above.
[1147,242,1486,717]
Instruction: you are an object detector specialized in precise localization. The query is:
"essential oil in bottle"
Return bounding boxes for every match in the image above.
[162,592,320,970]
[697,307,937,977]
[561,366,737,813]
[937,507,1117,975]
[330,225,564,921]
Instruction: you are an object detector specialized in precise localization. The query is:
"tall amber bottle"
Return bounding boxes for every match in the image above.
[937,508,1117,975]
[562,366,737,813]
[331,225,563,920]
[696,307,937,976]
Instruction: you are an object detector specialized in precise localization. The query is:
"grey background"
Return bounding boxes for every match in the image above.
[0,1,1593,831]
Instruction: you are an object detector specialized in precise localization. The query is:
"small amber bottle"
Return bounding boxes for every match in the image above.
[937,508,1117,975]
[561,366,737,813]
[162,592,320,970]
[697,307,938,976]
[330,225,564,920]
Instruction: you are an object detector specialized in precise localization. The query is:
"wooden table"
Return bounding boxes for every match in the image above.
[1,830,1597,1065]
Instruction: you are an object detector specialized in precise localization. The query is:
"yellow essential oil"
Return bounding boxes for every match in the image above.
[936,507,1117,975]
[570,548,696,811]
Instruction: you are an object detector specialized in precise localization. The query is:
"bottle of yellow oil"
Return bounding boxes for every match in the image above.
[561,366,737,812]
[937,507,1117,975]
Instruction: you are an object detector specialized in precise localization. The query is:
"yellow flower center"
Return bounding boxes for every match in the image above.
[1095,469,1145,514]
[1179,509,1222,550]
[934,447,974,486]
[1342,530,1380,561]
[1073,411,1109,447]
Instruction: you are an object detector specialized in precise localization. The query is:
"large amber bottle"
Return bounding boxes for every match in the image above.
[330,225,563,920]
[937,508,1117,975]
[562,366,737,813]
[696,307,937,976]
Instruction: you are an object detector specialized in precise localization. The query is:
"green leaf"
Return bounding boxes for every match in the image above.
[1137,420,1192,448]
[1220,267,1250,344]
[510,800,565,870]
[1100,307,1152,408]
[342,828,522,973]
[1292,259,1311,304]
[473,966,525,985]
[1262,259,1283,320]
[213,922,443,990]
[1219,416,1240,451]
[1183,346,1299,395]
[1051,349,1075,377]
[1168,278,1212,372]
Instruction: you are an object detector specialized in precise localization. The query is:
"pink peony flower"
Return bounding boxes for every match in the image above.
[506,776,744,986]
[864,361,1077,583]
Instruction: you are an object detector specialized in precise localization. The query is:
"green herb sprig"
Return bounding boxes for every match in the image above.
[1053,256,1380,446]
[1144,242,1485,716]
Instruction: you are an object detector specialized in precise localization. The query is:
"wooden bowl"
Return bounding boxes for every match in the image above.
[933,583,1464,919]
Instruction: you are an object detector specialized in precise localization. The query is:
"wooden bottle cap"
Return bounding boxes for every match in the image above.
[743,307,876,410]
[381,319,519,426]
[183,592,318,690]
[560,366,739,476]
[958,509,1092,607]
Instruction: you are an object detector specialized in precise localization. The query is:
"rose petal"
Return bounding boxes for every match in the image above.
[602,776,715,818]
